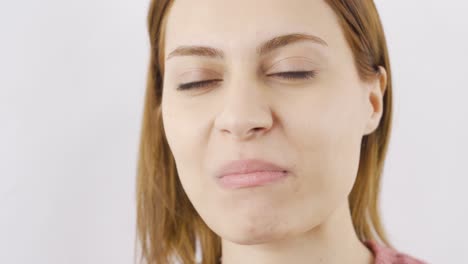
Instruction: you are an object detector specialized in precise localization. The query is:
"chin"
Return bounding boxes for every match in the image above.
[217,222,294,245]
[223,232,281,245]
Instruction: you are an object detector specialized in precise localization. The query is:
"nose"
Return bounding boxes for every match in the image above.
[214,80,274,141]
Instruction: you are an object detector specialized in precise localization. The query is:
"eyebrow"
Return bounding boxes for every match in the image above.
[166,32,328,61]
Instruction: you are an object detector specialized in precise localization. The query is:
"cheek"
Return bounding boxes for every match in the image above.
[162,104,191,160]
[283,85,365,202]
[161,99,207,197]
[161,91,211,156]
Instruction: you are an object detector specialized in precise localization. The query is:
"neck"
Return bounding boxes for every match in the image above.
[220,200,374,264]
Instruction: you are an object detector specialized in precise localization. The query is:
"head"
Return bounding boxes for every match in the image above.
[136,0,393,263]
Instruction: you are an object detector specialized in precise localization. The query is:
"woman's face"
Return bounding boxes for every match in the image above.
[161,0,383,244]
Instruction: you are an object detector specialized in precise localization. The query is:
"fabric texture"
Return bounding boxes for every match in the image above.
[364,240,429,264]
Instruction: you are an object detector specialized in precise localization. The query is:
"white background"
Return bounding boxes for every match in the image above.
[1,1,467,263]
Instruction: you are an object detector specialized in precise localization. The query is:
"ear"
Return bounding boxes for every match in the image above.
[363,66,388,136]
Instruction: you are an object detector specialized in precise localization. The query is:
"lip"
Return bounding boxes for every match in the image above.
[215,159,290,189]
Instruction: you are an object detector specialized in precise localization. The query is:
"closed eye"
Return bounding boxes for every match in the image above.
[176,71,317,91]
[267,70,317,80]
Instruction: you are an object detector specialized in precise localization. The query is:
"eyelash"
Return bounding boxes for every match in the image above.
[177,71,317,91]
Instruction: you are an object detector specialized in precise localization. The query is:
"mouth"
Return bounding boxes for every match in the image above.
[217,170,290,189]
[215,158,290,189]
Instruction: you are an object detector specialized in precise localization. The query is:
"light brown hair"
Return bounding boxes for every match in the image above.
[135,0,393,263]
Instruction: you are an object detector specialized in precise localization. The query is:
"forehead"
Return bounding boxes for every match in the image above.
[163,0,343,58]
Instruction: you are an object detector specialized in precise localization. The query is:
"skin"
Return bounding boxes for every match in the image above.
[161,0,387,263]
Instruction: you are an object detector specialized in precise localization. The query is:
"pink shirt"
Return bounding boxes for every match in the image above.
[364,240,429,264]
